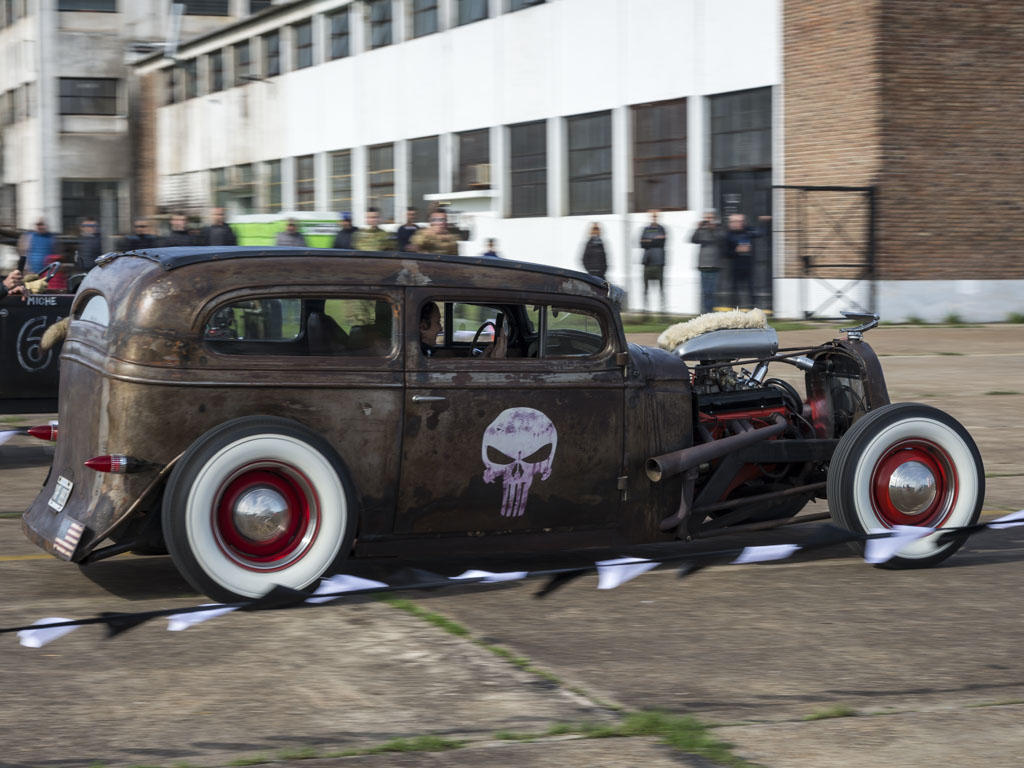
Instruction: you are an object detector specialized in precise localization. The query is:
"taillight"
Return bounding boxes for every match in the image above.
[27,425,58,442]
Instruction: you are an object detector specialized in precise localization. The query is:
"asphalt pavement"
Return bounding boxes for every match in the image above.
[1,323,1022,767]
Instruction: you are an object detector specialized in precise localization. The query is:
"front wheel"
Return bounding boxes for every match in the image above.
[827,403,984,568]
[162,416,356,601]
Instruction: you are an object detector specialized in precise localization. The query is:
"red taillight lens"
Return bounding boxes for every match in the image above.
[84,455,128,473]
[27,425,58,442]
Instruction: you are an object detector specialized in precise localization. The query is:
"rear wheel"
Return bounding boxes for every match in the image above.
[827,403,984,568]
[162,416,355,601]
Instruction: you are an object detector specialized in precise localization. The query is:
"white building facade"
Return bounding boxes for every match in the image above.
[136,0,782,315]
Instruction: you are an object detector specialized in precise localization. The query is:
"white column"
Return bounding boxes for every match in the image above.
[281,155,296,211]
[392,0,406,44]
[315,151,330,212]
[489,124,504,217]
[352,144,368,223]
[546,117,564,218]
[688,95,706,216]
[438,132,454,195]
[36,0,59,229]
[394,138,409,222]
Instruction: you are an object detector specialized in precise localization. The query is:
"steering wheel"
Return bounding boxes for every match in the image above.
[471,321,496,357]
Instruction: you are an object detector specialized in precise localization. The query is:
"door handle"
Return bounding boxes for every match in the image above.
[411,395,447,403]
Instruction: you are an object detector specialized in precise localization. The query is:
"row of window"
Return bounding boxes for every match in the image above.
[53,1,272,15]
[164,0,546,102]
[202,90,769,220]
[0,0,27,29]
[0,82,32,126]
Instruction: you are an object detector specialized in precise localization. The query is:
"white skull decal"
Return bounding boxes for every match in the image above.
[481,408,558,517]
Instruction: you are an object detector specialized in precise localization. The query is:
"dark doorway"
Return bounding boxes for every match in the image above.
[714,169,773,309]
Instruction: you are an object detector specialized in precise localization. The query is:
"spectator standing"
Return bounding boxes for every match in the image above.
[353,208,395,251]
[161,213,197,247]
[275,218,308,247]
[17,219,56,275]
[691,211,724,314]
[395,207,420,253]
[75,218,104,272]
[482,238,500,258]
[410,209,460,256]
[581,222,607,279]
[332,212,358,249]
[199,207,238,246]
[725,213,770,309]
[117,219,158,252]
[639,209,668,313]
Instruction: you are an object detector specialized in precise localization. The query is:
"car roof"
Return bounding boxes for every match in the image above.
[103,246,607,289]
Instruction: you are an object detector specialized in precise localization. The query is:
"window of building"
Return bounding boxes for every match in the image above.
[208,50,224,92]
[293,19,313,69]
[211,167,229,207]
[295,154,316,210]
[266,159,281,212]
[457,0,488,25]
[249,0,271,12]
[0,92,11,126]
[165,67,178,104]
[234,40,251,85]
[633,98,687,212]
[233,163,256,213]
[509,120,546,218]
[330,150,352,214]
[263,30,281,77]
[204,297,394,357]
[411,0,438,38]
[58,0,117,10]
[710,87,772,171]
[456,129,489,192]
[408,136,438,217]
[567,111,612,216]
[507,0,544,10]
[61,180,119,238]
[59,78,118,115]
[368,0,392,49]
[181,0,228,15]
[368,143,395,223]
[328,8,350,59]
[184,59,198,98]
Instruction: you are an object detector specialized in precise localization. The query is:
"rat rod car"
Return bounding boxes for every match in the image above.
[23,247,984,600]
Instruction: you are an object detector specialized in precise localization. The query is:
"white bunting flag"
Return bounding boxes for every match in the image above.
[988,510,1024,530]
[306,574,388,604]
[451,569,529,583]
[0,430,21,447]
[167,605,237,632]
[18,618,78,648]
[596,557,659,590]
[732,544,802,565]
[864,525,935,564]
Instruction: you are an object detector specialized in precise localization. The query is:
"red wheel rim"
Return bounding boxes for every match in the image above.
[213,462,320,571]
[869,438,958,528]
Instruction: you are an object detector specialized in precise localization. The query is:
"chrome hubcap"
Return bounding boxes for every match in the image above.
[232,486,291,542]
[888,461,937,515]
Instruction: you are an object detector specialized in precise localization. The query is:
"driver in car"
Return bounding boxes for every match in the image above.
[419,302,507,358]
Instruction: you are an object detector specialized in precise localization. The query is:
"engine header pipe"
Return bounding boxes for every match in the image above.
[645,414,787,483]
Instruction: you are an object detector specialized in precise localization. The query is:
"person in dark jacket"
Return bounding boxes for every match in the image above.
[396,207,420,252]
[75,218,104,272]
[691,211,724,314]
[581,222,607,279]
[725,213,770,309]
[639,210,668,313]
[117,219,159,252]
[332,212,358,249]
[198,207,237,246]
[161,213,197,247]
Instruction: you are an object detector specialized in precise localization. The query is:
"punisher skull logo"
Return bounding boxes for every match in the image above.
[481,408,558,517]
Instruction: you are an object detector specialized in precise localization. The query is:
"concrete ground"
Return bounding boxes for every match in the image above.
[0,323,1022,767]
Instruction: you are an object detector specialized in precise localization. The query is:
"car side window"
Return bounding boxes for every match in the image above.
[544,306,606,358]
[204,297,393,357]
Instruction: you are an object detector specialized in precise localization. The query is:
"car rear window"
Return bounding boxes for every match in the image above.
[76,294,109,327]
[204,297,393,357]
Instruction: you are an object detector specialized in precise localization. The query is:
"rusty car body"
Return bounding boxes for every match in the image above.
[23,247,985,600]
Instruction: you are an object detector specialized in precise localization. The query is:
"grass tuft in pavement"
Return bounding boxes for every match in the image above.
[227,757,271,766]
[803,704,859,721]
[327,735,466,757]
[276,746,320,760]
[984,390,1021,396]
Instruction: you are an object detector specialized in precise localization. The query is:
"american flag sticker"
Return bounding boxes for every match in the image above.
[52,517,85,560]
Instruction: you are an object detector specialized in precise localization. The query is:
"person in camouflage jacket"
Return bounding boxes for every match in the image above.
[353,208,396,252]
[410,209,460,256]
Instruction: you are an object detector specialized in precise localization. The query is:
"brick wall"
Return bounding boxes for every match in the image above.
[783,0,1024,281]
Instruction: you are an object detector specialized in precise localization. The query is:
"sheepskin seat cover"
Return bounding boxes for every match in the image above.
[657,308,769,351]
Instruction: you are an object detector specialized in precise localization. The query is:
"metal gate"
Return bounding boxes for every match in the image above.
[773,185,876,319]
